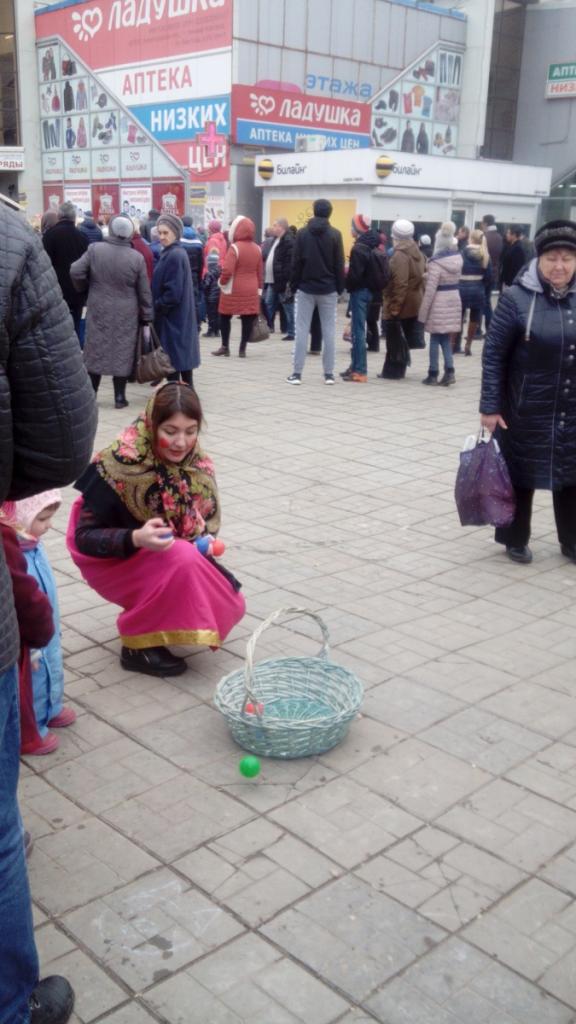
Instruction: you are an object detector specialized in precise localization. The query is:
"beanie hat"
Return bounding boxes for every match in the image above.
[534,220,576,256]
[313,199,332,218]
[392,219,415,240]
[182,215,193,227]
[351,213,370,236]
[208,219,221,233]
[109,214,134,240]
[157,213,183,240]
[419,234,431,246]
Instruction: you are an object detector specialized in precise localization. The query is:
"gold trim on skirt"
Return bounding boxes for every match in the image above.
[121,629,221,650]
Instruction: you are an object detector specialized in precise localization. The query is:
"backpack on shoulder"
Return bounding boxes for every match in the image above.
[366,249,390,293]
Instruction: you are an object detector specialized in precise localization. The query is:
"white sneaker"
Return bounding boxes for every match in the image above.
[324,374,335,385]
[286,373,302,385]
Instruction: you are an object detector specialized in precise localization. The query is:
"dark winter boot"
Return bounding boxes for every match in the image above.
[113,376,129,409]
[422,371,438,385]
[439,369,455,386]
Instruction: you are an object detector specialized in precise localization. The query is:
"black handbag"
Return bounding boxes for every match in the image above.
[134,325,175,383]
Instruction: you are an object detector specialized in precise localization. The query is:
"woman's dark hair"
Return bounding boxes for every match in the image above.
[151,384,203,434]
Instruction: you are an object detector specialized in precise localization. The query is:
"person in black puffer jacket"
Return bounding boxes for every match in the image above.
[480,219,576,565]
[0,202,97,1024]
[42,201,88,338]
[272,219,295,339]
[287,199,345,385]
[342,214,384,382]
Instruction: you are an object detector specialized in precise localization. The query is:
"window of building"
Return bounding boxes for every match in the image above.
[0,0,18,147]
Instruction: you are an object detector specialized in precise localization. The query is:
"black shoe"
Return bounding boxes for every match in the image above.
[422,373,438,385]
[561,544,576,562]
[203,330,215,337]
[286,373,302,385]
[506,546,533,564]
[120,645,187,677]
[238,349,246,358]
[30,976,75,1024]
[114,398,129,409]
[282,334,294,340]
[439,370,455,386]
[212,346,230,357]
[340,366,353,379]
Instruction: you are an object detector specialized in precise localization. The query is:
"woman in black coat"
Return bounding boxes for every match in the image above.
[480,219,576,564]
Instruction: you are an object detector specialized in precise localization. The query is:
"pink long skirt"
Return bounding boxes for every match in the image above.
[66,498,246,650]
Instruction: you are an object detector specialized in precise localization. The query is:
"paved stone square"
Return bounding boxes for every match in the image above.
[22,318,576,1021]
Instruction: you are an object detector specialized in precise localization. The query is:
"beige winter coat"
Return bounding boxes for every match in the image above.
[418,250,463,334]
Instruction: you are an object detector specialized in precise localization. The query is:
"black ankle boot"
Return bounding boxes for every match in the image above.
[120,645,187,677]
[422,372,438,385]
[30,976,74,1024]
[439,369,455,386]
[113,377,129,409]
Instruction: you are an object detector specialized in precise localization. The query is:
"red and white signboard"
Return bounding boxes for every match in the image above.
[35,0,232,72]
[120,185,152,217]
[232,84,371,138]
[164,136,229,182]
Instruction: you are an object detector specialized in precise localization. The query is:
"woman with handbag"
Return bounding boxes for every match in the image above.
[213,215,263,359]
[66,383,245,678]
[70,214,153,409]
[480,219,576,564]
[152,214,199,384]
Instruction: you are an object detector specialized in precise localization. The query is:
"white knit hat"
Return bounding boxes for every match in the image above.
[392,219,415,239]
[109,215,134,240]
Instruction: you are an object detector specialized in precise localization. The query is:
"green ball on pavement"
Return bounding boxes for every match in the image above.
[239,755,261,778]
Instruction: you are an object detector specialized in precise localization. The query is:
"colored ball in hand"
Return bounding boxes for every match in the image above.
[239,755,261,778]
[211,538,226,557]
[195,536,210,555]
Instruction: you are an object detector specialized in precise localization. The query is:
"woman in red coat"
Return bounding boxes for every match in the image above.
[213,216,263,358]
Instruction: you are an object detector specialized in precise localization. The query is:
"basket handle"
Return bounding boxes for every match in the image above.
[243,606,330,701]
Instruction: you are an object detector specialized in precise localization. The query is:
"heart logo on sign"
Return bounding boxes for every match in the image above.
[250,93,276,117]
[72,155,81,165]
[130,152,140,161]
[100,153,110,163]
[72,8,103,42]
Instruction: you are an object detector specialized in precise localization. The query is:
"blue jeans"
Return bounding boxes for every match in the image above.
[0,665,38,1024]
[349,287,371,375]
[279,295,294,337]
[429,333,454,373]
[264,285,278,329]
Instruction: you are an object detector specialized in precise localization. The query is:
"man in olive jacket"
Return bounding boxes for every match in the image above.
[0,203,97,1023]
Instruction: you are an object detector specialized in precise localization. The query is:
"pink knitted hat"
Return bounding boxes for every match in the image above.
[11,490,62,534]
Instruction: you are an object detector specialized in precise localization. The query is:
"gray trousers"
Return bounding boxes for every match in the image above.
[293,290,337,375]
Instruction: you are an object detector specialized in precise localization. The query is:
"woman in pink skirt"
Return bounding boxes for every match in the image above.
[67,383,245,677]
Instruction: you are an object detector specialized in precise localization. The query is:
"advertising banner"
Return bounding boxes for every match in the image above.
[64,149,91,180]
[36,0,233,194]
[42,152,65,181]
[43,184,64,211]
[92,182,119,220]
[64,185,92,214]
[255,150,552,199]
[546,63,576,98]
[36,0,232,70]
[92,147,122,180]
[120,185,152,219]
[152,181,186,216]
[120,146,153,179]
[232,84,371,151]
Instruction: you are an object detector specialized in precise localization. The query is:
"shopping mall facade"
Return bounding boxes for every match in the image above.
[2,0,574,233]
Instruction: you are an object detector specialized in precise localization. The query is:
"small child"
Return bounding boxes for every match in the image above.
[0,516,55,756]
[203,250,221,338]
[8,491,76,753]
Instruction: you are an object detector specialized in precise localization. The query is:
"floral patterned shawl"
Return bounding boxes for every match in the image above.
[92,393,220,540]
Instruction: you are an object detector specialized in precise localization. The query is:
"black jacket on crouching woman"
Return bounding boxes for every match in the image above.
[480,259,576,491]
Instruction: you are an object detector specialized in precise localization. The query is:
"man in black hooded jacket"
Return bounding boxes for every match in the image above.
[287,199,345,385]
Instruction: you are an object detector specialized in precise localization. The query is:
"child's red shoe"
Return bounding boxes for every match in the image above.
[21,732,59,756]
[48,707,77,728]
